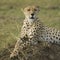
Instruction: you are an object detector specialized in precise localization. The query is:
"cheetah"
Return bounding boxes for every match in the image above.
[10,6,60,59]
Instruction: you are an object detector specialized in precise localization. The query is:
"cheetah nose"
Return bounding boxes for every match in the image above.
[31,13,34,16]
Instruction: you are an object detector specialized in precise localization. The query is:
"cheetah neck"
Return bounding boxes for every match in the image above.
[25,18,38,25]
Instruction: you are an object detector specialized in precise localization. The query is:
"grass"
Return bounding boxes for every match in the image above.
[0,0,60,51]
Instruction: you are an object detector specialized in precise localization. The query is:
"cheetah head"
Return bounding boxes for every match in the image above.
[22,6,40,23]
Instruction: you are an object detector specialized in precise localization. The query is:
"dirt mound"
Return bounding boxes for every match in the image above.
[0,42,60,60]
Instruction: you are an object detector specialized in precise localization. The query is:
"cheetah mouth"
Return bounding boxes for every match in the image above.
[30,17,34,19]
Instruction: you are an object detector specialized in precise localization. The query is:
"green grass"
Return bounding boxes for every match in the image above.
[0,0,60,51]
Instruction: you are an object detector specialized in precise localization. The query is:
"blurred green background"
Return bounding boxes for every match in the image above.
[0,0,60,51]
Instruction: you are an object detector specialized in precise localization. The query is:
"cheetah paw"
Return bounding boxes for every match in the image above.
[10,52,18,59]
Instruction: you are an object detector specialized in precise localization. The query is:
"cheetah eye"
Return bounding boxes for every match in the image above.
[27,9,30,11]
[34,9,37,11]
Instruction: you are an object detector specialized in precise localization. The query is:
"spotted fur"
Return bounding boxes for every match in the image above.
[10,6,60,59]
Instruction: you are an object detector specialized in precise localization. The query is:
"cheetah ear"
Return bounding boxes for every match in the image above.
[36,6,40,11]
[21,8,24,12]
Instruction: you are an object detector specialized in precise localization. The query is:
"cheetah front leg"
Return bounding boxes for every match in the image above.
[10,37,30,59]
[10,38,23,59]
[10,25,28,59]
